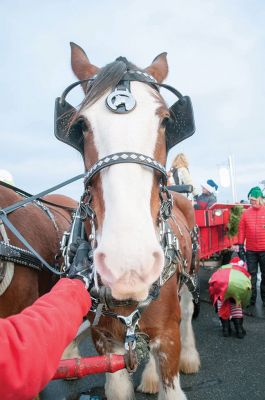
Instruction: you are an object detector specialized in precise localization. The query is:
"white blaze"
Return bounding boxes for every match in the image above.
[82,82,164,300]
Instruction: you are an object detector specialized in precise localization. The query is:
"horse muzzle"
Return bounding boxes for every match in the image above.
[94,248,163,301]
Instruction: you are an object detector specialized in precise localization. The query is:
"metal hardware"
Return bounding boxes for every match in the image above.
[159,185,173,221]
[117,309,141,351]
[106,88,136,113]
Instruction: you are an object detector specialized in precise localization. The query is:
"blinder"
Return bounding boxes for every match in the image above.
[54,63,195,155]
[54,79,92,156]
[54,97,84,154]
[166,95,195,152]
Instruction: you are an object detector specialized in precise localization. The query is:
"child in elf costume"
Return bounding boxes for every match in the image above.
[209,256,252,339]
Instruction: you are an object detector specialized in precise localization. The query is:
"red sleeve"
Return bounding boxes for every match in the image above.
[238,212,246,244]
[0,278,91,400]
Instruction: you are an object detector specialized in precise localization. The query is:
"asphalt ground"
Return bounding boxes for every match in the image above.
[40,266,265,400]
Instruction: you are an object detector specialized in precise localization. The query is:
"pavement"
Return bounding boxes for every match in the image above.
[40,266,265,400]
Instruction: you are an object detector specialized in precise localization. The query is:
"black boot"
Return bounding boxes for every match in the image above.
[220,318,231,337]
[250,297,256,306]
[232,318,246,339]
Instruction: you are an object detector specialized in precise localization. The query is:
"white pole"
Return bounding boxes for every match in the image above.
[233,154,237,201]
[228,155,237,203]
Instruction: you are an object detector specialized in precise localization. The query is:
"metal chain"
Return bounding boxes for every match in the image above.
[159,185,173,221]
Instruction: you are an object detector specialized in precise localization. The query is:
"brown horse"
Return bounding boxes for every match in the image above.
[0,184,77,317]
[56,43,200,399]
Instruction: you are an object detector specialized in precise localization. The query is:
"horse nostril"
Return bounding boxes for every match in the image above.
[94,251,115,283]
[140,250,163,283]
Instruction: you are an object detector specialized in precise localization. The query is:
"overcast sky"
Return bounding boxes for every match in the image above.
[1,0,265,202]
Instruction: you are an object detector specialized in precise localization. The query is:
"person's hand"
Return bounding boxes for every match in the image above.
[238,244,246,262]
[68,237,82,265]
[67,240,93,290]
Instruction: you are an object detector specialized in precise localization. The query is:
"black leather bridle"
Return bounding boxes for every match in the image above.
[84,151,168,187]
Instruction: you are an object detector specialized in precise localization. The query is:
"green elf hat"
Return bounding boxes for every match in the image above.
[248,186,264,199]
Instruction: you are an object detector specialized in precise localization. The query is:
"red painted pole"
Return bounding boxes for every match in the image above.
[52,354,126,380]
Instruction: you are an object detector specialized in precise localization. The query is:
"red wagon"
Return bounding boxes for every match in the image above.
[195,202,250,263]
[196,203,239,260]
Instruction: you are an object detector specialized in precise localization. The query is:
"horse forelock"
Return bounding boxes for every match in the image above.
[79,59,139,111]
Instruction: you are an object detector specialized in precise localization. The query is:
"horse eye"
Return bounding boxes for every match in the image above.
[161,116,171,129]
[77,117,89,133]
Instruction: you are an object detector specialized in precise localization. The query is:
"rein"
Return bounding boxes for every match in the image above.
[0,174,83,215]
[0,181,77,212]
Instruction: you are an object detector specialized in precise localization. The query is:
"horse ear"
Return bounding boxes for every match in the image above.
[70,42,99,81]
[144,52,168,83]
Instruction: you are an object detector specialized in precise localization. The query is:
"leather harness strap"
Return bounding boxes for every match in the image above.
[1,174,83,216]
[0,174,83,275]
[0,181,76,212]
[0,241,42,271]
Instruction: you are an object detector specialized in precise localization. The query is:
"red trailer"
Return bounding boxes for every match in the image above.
[195,203,249,262]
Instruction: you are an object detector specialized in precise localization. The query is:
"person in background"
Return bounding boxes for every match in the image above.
[194,179,218,209]
[238,186,265,306]
[167,153,199,198]
[0,240,92,400]
[209,256,251,339]
[0,169,15,185]
[240,199,248,204]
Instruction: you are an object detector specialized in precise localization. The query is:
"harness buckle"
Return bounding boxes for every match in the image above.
[117,309,141,351]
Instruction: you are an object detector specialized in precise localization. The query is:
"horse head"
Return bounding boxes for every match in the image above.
[55,43,195,301]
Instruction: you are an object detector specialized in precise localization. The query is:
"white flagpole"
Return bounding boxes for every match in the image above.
[228,155,237,203]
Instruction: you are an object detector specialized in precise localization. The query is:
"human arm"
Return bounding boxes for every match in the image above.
[178,167,199,197]
[172,168,180,185]
[0,278,91,400]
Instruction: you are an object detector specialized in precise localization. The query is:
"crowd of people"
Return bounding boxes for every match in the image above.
[168,152,265,339]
